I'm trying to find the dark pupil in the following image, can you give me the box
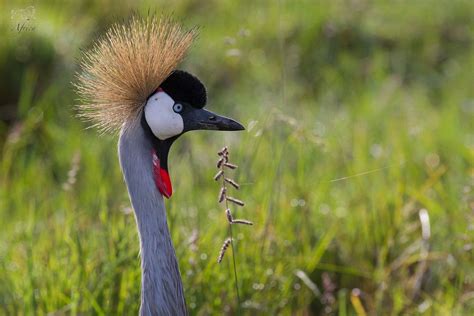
[174,104,182,112]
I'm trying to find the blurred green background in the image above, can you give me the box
[1,0,473,315]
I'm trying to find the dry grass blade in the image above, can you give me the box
[350,288,367,316]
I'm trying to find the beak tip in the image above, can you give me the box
[193,108,246,132]
[236,122,245,131]
[222,118,245,131]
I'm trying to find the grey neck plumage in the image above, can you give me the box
[118,121,187,316]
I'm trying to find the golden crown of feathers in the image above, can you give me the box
[75,15,196,133]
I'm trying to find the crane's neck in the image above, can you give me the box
[118,121,186,315]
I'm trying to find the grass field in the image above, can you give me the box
[1,0,473,315]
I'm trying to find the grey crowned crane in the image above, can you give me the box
[75,16,244,315]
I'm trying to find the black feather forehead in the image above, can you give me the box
[159,70,207,108]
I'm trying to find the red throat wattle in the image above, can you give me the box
[152,149,172,198]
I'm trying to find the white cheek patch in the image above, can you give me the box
[144,91,184,140]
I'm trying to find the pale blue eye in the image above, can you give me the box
[173,103,183,113]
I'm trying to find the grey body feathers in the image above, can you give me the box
[118,121,187,315]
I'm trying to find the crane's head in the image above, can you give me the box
[144,70,244,141]
[142,70,244,198]
[75,16,244,198]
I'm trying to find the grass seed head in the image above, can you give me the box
[217,147,228,156]
[226,196,245,207]
[225,178,240,189]
[217,238,232,263]
[232,219,253,225]
[214,170,224,181]
[223,162,237,169]
[218,187,227,203]
[217,158,225,168]
[226,208,233,222]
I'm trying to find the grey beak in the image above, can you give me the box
[183,108,245,132]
